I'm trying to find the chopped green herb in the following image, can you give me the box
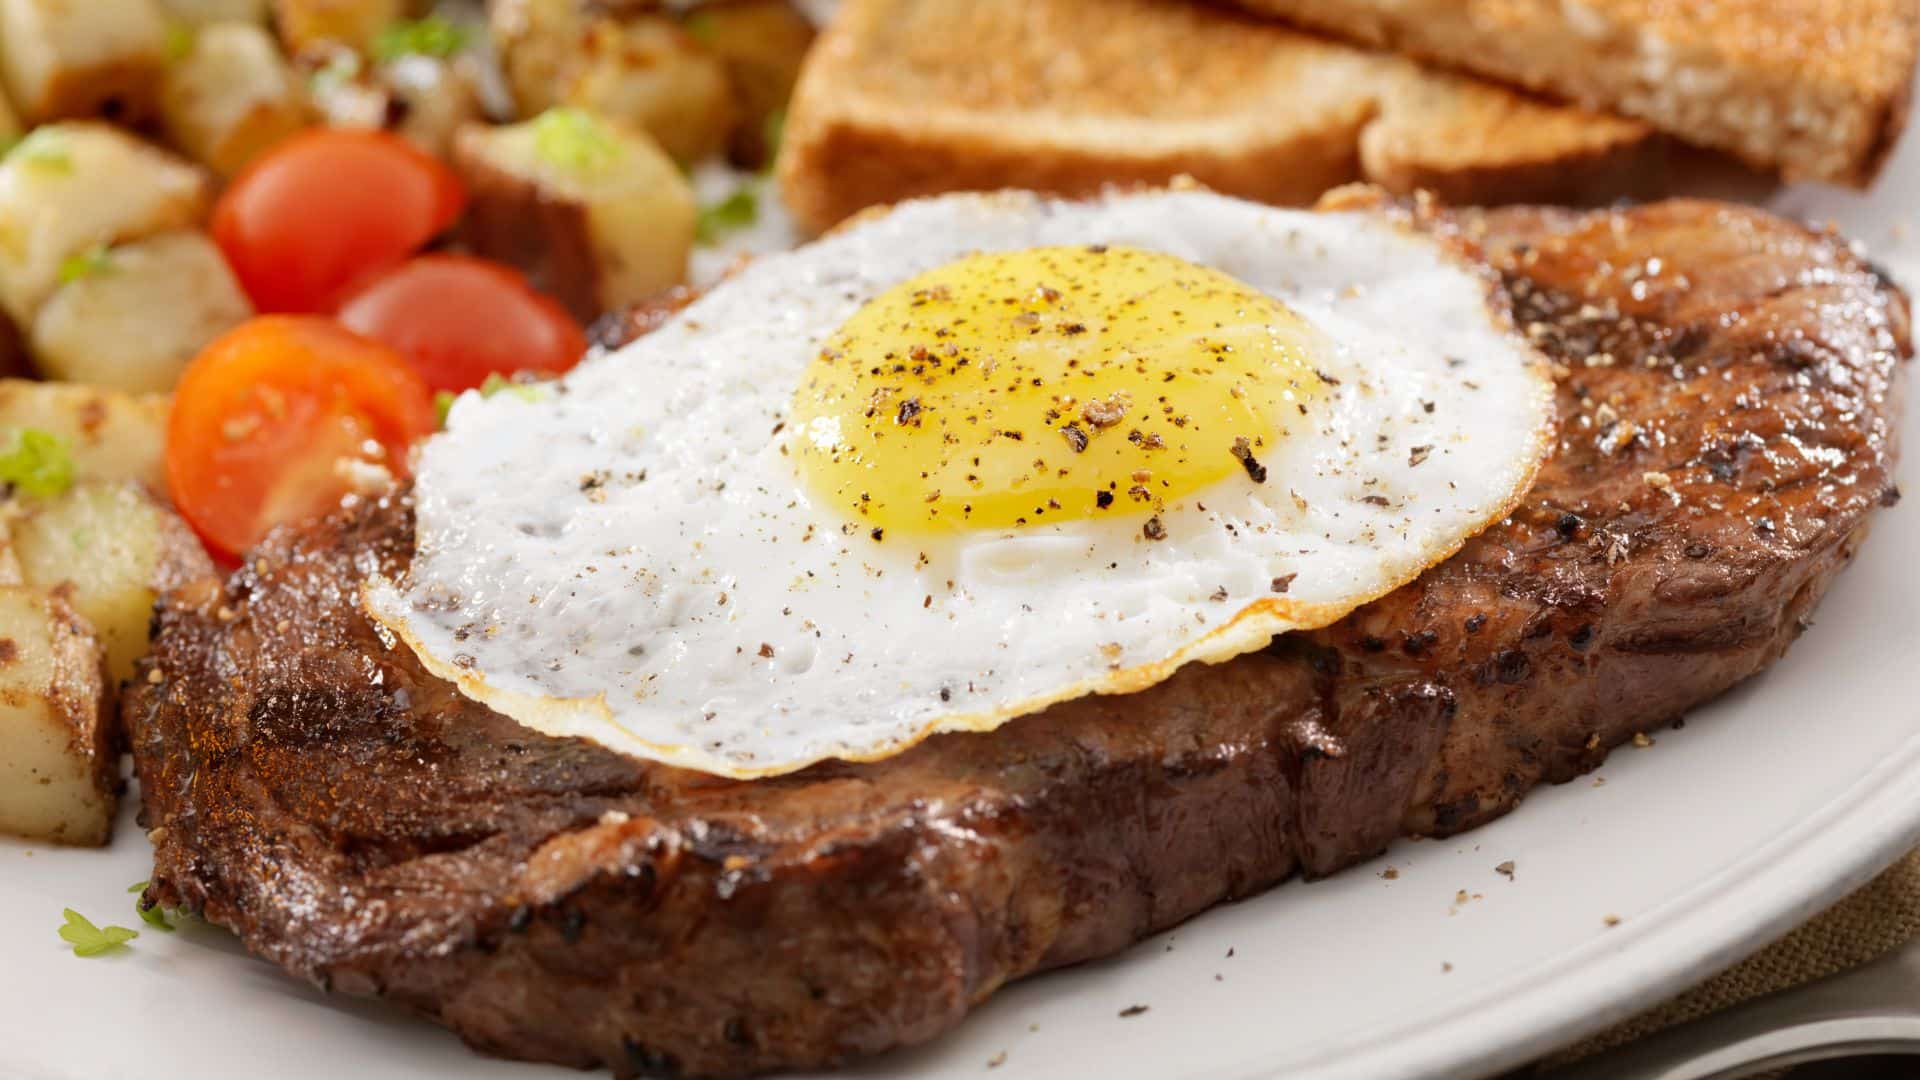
[685,10,717,42]
[164,22,196,62]
[373,15,471,63]
[8,129,71,174]
[479,373,546,402]
[308,50,362,96]
[58,908,138,958]
[697,187,759,244]
[532,108,620,173]
[434,390,456,428]
[136,901,174,932]
[128,881,148,894]
[0,428,74,498]
[761,107,787,167]
[58,245,113,285]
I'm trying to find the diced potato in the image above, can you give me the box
[384,54,484,158]
[13,481,207,686]
[455,112,696,321]
[273,0,407,54]
[492,1,735,164]
[155,0,270,25]
[306,44,482,159]
[0,123,211,326]
[687,0,814,166]
[0,584,112,846]
[159,21,307,177]
[31,231,252,393]
[488,0,575,116]
[0,0,169,125]
[564,18,735,164]
[0,380,169,492]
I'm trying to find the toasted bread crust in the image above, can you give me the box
[1229,0,1920,185]
[778,0,1660,233]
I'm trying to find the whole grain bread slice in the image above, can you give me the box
[777,0,1660,234]
[1224,0,1920,186]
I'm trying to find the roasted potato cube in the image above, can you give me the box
[159,22,307,177]
[306,43,483,159]
[273,0,407,54]
[155,0,270,24]
[455,112,695,321]
[0,584,112,846]
[492,1,735,164]
[565,17,735,164]
[488,0,575,117]
[384,55,484,158]
[31,231,252,393]
[0,0,169,125]
[0,123,211,326]
[13,481,207,686]
[687,0,814,166]
[0,380,170,492]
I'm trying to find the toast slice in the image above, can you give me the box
[1225,0,1920,186]
[777,0,1661,233]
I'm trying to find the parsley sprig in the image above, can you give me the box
[58,244,113,285]
[58,908,138,957]
[696,187,758,244]
[0,427,74,498]
[129,881,175,932]
[532,108,620,173]
[373,15,471,63]
[7,129,71,174]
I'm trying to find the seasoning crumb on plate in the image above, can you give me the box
[1119,1004,1150,1018]
[1495,860,1516,880]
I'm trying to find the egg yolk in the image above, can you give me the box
[791,245,1322,533]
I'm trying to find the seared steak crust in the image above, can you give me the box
[127,200,1909,1077]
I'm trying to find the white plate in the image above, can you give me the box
[5,107,1920,1080]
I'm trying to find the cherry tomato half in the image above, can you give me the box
[337,255,587,392]
[212,130,465,314]
[167,316,437,559]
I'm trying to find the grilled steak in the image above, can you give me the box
[127,198,1909,1078]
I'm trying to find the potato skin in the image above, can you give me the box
[0,0,168,125]
[0,583,113,846]
[453,118,696,322]
[454,141,603,322]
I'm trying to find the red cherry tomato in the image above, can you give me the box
[166,316,438,559]
[336,255,587,392]
[212,130,465,314]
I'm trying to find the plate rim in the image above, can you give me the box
[1216,710,1920,1079]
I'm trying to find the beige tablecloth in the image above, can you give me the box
[1539,849,1920,1072]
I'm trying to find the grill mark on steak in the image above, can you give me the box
[126,198,1909,1078]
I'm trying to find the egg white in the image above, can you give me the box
[365,189,1554,778]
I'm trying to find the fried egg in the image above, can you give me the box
[365,189,1553,778]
